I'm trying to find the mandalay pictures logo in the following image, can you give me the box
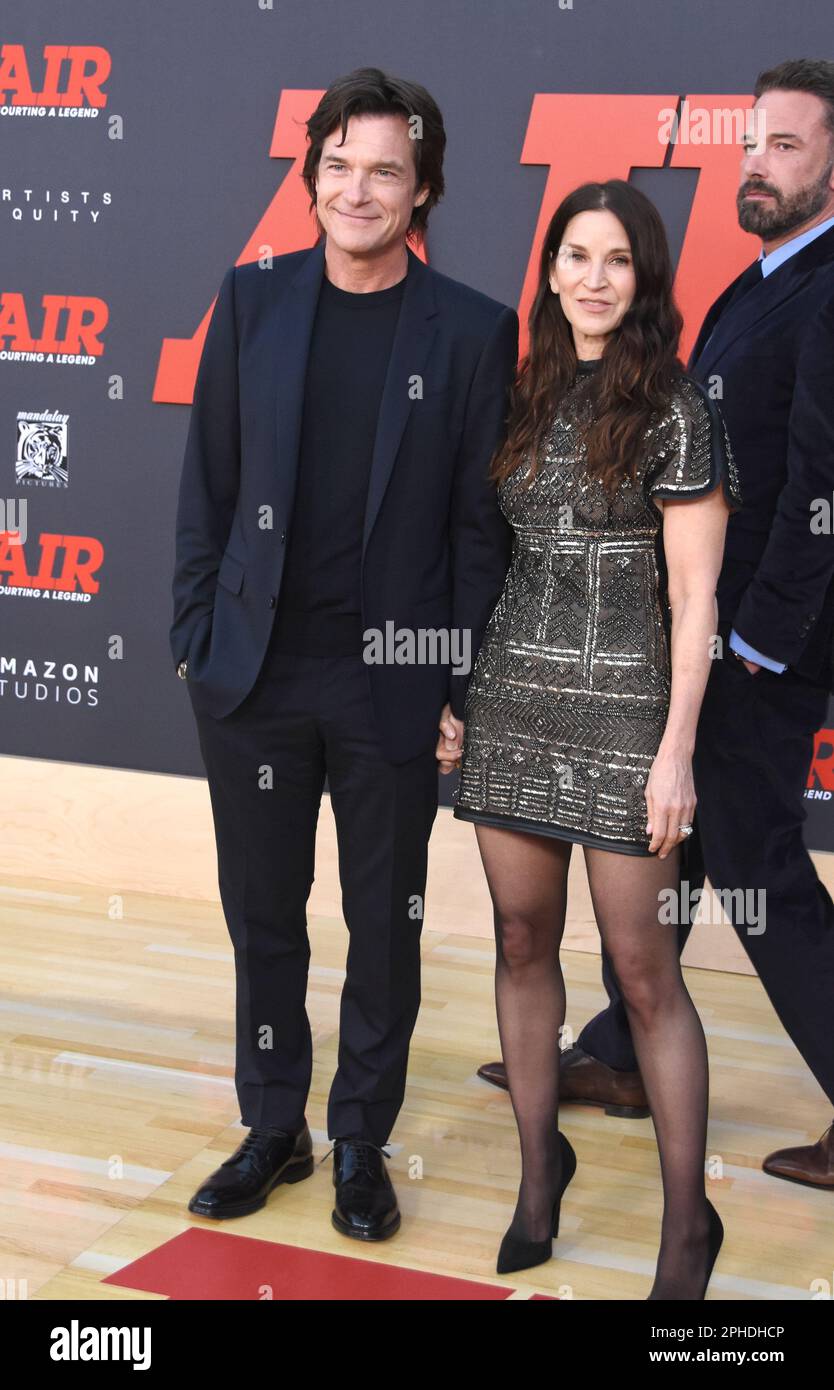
[16,410,68,486]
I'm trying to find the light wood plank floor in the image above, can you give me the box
[1,865,831,1302]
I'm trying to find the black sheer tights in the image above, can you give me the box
[474,823,712,1299]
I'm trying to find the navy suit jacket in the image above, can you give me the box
[688,224,834,689]
[170,242,518,762]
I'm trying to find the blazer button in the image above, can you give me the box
[267,595,276,608]
[280,530,286,543]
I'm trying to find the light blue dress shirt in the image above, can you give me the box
[728,213,834,672]
[756,212,834,277]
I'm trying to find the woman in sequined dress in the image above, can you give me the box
[439,182,741,1297]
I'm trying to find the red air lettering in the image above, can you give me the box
[0,44,110,107]
[808,730,834,793]
[0,533,104,593]
[0,293,108,356]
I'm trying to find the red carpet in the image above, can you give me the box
[103,1228,554,1300]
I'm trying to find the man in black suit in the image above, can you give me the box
[479,58,834,1191]
[171,68,518,1236]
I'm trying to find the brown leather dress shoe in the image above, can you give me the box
[477,1044,651,1118]
[762,1121,834,1190]
[476,1059,511,1090]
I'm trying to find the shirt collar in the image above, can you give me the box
[757,212,834,276]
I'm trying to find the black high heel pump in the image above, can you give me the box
[496,1130,577,1275]
[699,1198,724,1299]
[647,1197,724,1300]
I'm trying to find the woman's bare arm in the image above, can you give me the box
[645,485,731,857]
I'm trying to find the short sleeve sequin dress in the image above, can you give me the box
[452,359,742,856]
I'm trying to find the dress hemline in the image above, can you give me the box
[452,804,654,857]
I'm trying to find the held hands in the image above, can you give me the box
[644,745,696,858]
[436,702,464,774]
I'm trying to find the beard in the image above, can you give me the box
[737,161,834,239]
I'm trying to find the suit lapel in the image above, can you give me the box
[362,246,438,552]
[274,241,326,530]
[692,258,802,376]
[274,241,438,559]
[686,276,744,371]
[691,223,834,377]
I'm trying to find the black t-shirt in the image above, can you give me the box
[269,267,407,656]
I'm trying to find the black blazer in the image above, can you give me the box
[170,242,518,762]
[688,224,834,689]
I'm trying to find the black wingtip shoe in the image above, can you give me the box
[188,1122,314,1220]
[331,1138,401,1241]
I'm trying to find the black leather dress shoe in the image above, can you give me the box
[331,1138,401,1241]
[188,1122,314,1219]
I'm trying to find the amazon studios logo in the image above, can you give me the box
[0,653,99,706]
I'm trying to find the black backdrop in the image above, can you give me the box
[2,0,833,848]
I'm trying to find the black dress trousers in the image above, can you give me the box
[578,646,834,1108]
[690,652,834,1106]
[189,644,439,1145]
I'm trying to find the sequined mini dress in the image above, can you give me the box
[453,359,742,855]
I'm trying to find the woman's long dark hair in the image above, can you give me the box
[490,180,684,493]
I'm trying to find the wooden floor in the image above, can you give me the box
[2,861,832,1302]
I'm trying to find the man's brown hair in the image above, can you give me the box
[302,66,446,242]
